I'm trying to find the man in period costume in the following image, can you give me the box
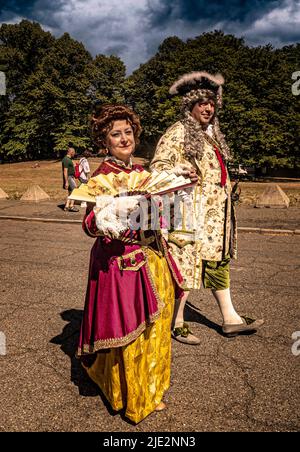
[151,72,264,344]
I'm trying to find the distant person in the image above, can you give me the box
[62,147,79,212]
[78,150,91,183]
[78,150,91,208]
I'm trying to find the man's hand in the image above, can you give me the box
[172,164,198,183]
[64,183,69,190]
[188,169,198,183]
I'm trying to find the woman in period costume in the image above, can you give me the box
[77,105,184,424]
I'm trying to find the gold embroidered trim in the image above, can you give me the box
[116,249,147,271]
[148,310,161,326]
[161,239,186,290]
[77,312,160,356]
[170,230,196,235]
[118,231,157,246]
[192,241,202,290]
[203,134,229,183]
[203,133,221,150]
[122,237,156,246]
[168,236,194,249]
[119,260,145,271]
[139,231,157,246]
[104,160,132,171]
[118,248,144,260]
[143,249,165,312]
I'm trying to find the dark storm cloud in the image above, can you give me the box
[0,0,64,27]
[105,44,128,55]
[146,0,300,59]
[0,1,37,15]
[0,0,150,73]
[148,0,282,26]
[0,0,299,73]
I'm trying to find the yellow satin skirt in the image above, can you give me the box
[82,248,175,424]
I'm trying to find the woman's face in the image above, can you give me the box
[106,120,135,163]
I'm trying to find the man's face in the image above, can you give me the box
[68,148,75,158]
[191,100,215,127]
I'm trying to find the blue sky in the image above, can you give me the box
[1,0,300,73]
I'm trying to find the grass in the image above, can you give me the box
[238,181,300,206]
[0,159,300,205]
[0,158,148,201]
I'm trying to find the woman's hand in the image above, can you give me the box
[93,195,140,239]
[115,196,140,217]
[94,195,140,217]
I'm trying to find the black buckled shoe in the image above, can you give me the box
[222,316,265,337]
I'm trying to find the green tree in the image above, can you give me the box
[87,54,126,104]
[1,23,299,170]
[0,22,126,160]
[126,31,300,169]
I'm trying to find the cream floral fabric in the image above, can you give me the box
[151,121,237,290]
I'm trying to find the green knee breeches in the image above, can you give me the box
[202,254,231,290]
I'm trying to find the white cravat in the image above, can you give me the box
[206,124,214,137]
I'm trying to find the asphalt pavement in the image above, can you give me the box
[0,200,300,232]
[0,203,299,432]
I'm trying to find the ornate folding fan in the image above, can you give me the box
[68,169,195,203]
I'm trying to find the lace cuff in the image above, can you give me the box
[94,198,128,239]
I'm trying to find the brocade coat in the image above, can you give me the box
[150,121,237,290]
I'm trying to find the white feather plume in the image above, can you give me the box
[169,71,225,95]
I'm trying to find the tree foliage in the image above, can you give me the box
[0,22,299,169]
[126,31,300,168]
[0,20,126,160]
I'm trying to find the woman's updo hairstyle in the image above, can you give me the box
[91,104,142,150]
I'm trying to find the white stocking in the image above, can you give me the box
[212,288,243,325]
[172,291,189,328]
